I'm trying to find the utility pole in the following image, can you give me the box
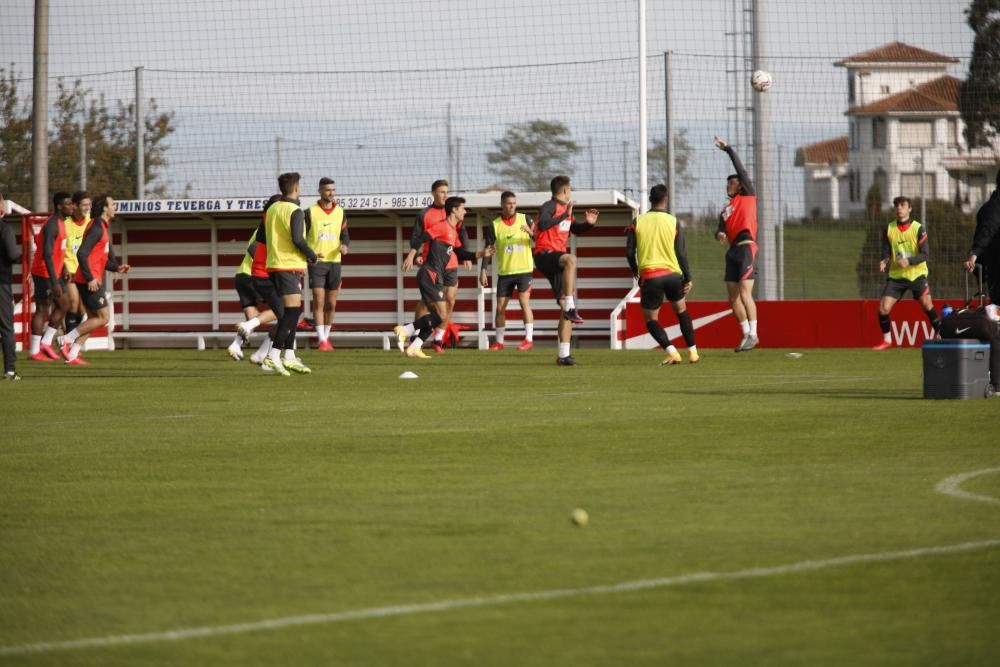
[79,125,87,190]
[135,66,145,199]
[31,0,50,211]
[664,50,675,213]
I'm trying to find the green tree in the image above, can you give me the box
[487,120,579,192]
[0,66,33,203]
[646,128,694,198]
[0,66,177,206]
[959,0,1000,147]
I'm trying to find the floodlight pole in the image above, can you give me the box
[638,0,648,211]
[135,66,145,199]
[664,50,675,214]
[31,0,50,212]
[751,0,776,300]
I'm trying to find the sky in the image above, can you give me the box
[0,0,977,214]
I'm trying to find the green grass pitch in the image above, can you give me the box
[1,347,998,665]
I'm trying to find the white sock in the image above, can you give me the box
[749,320,758,336]
[496,327,505,344]
[433,328,445,342]
[883,332,892,343]
[64,328,81,344]
[740,320,750,336]
[230,335,242,349]
[564,296,576,311]
[68,342,82,361]
[42,326,57,345]
[244,317,260,333]
[525,323,534,342]
[689,345,698,355]
[403,323,416,336]
[256,336,271,355]
[409,337,424,351]
[318,324,329,341]
[558,342,571,358]
[30,335,41,354]
[284,348,296,361]
[268,348,281,361]
[666,344,678,355]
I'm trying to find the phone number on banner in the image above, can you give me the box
[336,196,433,210]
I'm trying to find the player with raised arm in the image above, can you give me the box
[872,196,941,350]
[306,177,349,351]
[262,173,317,376]
[28,192,74,361]
[627,184,699,365]
[395,197,494,358]
[714,136,759,352]
[60,194,130,365]
[534,175,598,366]
[480,191,535,351]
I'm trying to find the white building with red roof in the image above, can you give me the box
[796,41,998,219]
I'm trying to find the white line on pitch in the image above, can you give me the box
[2,538,999,657]
[935,467,1000,507]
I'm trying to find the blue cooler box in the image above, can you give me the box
[922,340,993,400]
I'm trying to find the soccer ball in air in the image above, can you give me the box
[751,70,773,92]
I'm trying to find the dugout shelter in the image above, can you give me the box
[15,191,639,351]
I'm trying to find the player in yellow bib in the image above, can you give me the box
[480,191,535,351]
[61,191,92,335]
[306,177,349,351]
[626,185,698,365]
[873,195,941,350]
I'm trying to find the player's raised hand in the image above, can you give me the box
[714,135,728,150]
[584,208,599,225]
[567,200,575,219]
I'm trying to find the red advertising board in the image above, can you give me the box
[622,299,968,349]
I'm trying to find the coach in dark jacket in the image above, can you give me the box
[1,192,24,380]
[965,171,1000,305]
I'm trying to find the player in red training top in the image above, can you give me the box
[534,175,599,366]
[60,194,131,365]
[395,197,494,358]
[714,136,759,352]
[27,192,74,361]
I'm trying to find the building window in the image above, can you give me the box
[900,173,937,201]
[947,119,958,147]
[968,173,986,208]
[900,120,933,147]
[849,120,857,150]
[873,168,887,204]
[872,117,887,148]
[849,170,861,203]
[880,85,891,94]
[848,76,856,105]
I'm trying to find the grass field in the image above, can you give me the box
[2,347,998,666]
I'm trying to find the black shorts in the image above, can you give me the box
[252,276,283,315]
[31,274,63,302]
[881,276,930,301]
[639,274,685,310]
[442,268,459,288]
[76,281,109,312]
[270,271,304,297]
[724,242,758,282]
[417,266,446,306]
[235,273,262,309]
[309,262,342,291]
[534,251,566,305]
[496,272,533,298]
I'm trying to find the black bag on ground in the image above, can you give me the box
[939,265,1000,341]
